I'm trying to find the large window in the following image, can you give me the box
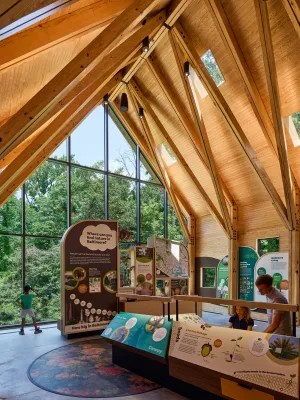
[0,104,184,326]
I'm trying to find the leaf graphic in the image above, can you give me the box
[231,339,236,341]
[237,337,243,340]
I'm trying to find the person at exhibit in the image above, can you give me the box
[16,285,42,335]
[255,274,292,336]
[228,306,254,330]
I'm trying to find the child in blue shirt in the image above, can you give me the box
[229,306,254,331]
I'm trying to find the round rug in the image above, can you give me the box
[28,338,160,398]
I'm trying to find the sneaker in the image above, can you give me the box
[34,328,42,334]
[19,329,25,335]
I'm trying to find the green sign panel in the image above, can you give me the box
[238,247,258,301]
[102,312,173,358]
[217,255,229,299]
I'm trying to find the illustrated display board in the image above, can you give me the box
[148,237,189,296]
[169,322,299,399]
[119,249,135,290]
[216,255,229,299]
[255,252,289,302]
[61,220,118,335]
[135,247,154,295]
[102,312,173,358]
[238,246,258,301]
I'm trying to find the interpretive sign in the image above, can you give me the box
[135,247,154,295]
[254,252,289,302]
[238,246,258,301]
[217,255,229,299]
[61,220,118,335]
[102,312,173,358]
[169,322,299,398]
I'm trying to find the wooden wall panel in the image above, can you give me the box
[196,214,228,259]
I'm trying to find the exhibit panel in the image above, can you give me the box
[102,312,173,359]
[61,220,118,335]
[169,321,299,399]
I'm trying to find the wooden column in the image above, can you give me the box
[229,204,238,302]
[188,214,196,296]
[289,186,300,324]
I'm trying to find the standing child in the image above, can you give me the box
[228,306,254,331]
[17,285,42,335]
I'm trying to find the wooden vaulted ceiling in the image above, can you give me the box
[0,0,299,239]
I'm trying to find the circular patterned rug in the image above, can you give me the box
[28,338,160,398]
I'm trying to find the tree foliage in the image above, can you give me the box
[0,151,183,325]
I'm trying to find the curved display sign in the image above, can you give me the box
[254,252,289,302]
[61,220,118,335]
[238,246,258,301]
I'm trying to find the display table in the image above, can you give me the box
[102,312,299,400]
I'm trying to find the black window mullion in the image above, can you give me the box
[104,103,109,219]
[22,184,26,289]
[136,146,141,244]
[164,189,168,239]
[67,136,71,227]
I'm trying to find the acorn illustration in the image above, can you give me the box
[201,343,212,357]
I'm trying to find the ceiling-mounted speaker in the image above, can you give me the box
[142,36,150,53]
[103,93,109,105]
[120,93,128,112]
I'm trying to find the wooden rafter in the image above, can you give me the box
[0,73,122,206]
[146,56,234,206]
[255,0,296,230]
[129,79,228,236]
[127,84,191,241]
[169,30,232,237]
[173,22,291,230]
[0,0,81,31]
[0,10,165,162]
[110,0,193,101]
[0,0,161,159]
[112,96,195,219]
[205,0,277,155]
[206,0,300,194]
[281,0,300,38]
[0,0,134,70]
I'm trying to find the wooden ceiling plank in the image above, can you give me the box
[281,0,300,38]
[173,22,291,230]
[0,10,165,162]
[205,0,277,155]
[0,0,161,158]
[0,0,81,31]
[0,0,134,70]
[110,0,193,101]
[255,0,296,230]
[169,29,232,237]
[0,73,122,205]
[128,83,191,241]
[129,79,228,237]
[206,0,300,193]
[146,52,235,207]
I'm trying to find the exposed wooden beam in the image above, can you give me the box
[110,0,193,100]
[0,74,121,205]
[112,98,152,162]
[0,10,165,161]
[229,204,238,301]
[0,0,134,70]
[206,0,300,193]
[146,56,234,206]
[281,0,300,38]
[0,0,161,159]
[128,84,191,241]
[0,0,81,32]
[255,0,296,230]
[169,30,233,237]
[129,79,228,237]
[173,22,291,230]
[112,96,195,219]
[205,0,277,155]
